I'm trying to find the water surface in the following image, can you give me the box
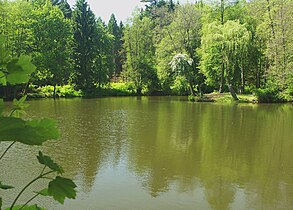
[1,97,293,210]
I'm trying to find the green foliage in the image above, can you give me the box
[93,18,115,87]
[156,4,203,95]
[1,0,292,100]
[110,82,136,95]
[108,14,124,75]
[123,13,157,95]
[170,54,196,95]
[171,75,189,95]
[0,34,36,86]
[0,33,76,209]
[6,56,36,85]
[29,85,83,98]
[10,96,29,117]
[72,0,98,91]
[254,88,285,103]
[30,1,73,87]
[0,117,59,145]
[48,176,77,204]
[37,151,64,174]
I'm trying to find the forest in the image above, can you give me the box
[0,0,292,102]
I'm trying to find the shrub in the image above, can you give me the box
[254,88,285,103]
[57,85,83,97]
[29,85,83,98]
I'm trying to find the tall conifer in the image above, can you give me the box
[72,0,97,91]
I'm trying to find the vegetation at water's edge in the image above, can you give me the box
[0,32,77,210]
[0,0,292,103]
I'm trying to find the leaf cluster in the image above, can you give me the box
[0,34,76,210]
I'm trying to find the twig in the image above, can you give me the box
[10,170,55,210]
[0,141,16,161]
[19,193,40,210]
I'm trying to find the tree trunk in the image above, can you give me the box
[240,63,245,94]
[227,84,239,101]
[189,81,196,96]
[226,62,239,101]
[136,87,142,96]
[219,60,225,93]
[53,85,56,99]
[221,0,224,25]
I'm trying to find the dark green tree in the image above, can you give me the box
[56,0,72,19]
[72,0,97,91]
[167,0,175,12]
[108,14,123,80]
[93,18,114,88]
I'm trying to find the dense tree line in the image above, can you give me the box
[0,0,292,100]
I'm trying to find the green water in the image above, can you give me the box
[1,97,293,210]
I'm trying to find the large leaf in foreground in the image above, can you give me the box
[0,117,59,145]
[6,55,36,85]
[48,176,77,204]
[37,151,63,174]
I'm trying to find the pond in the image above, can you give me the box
[1,97,293,210]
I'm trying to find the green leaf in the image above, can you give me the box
[0,181,14,190]
[37,152,63,174]
[36,188,49,196]
[0,197,2,209]
[6,55,36,85]
[48,176,77,204]
[26,118,59,142]
[0,71,6,85]
[0,117,59,145]
[10,96,29,117]
[5,204,46,210]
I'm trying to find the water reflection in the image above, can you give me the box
[1,98,293,209]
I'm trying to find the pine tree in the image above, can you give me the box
[91,18,114,87]
[72,0,97,91]
[57,0,72,19]
[168,0,175,12]
[108,14,123,80]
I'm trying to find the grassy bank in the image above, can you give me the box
[188,93,257,103]
[28,83,136,98]
[189,91,292,104]
[28,83,292,104]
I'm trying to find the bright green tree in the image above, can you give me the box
[201,20,250,100]
[257,0,293,91]
[156,3,202,95]
[29,0,73,97]
[123,13,157,95]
